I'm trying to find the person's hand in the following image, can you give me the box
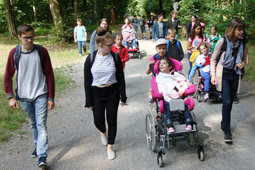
[245,57,249,66]
[74,39,77,43]
[192,45,195,48]
[47,101,55,110]
[211,75,217,85]
[179,90,184,97]
[152,39,155,42]
[86,106,94,111]
[84,38,87,42]
[120,102,125,107]
[9,98,18,109]
[236,62,244,69]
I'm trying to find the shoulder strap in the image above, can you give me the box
[35,44,45,75]
[176,40,180,52]
[217,37,227,64]
[167,40,169,53]
[14,45,21,70]
[118,46,123,55]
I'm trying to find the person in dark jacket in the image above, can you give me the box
[166,10,181,40]
[166,28,184,61]
[84,27,127,160]
[147,15,155,39]
[187,15,198,37]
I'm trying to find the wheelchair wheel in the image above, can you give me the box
[197,92,203,102]
[198,147,205,161]
[157,155,163,167]
[145,114,157,152]
[191,69,200,98]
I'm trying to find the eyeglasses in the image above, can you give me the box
[21,36,35,41]
[102,43,113,47]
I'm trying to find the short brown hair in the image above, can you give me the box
[168,28,176,35]
[115,33,123,40]
[95,26,113,45]
[225,18,245,41]
[77,18,82,22]
[171,10,177,15]
[17,24,34,35]
[160,56,174,71]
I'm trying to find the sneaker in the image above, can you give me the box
[224,132,232,143]
[107,150,116,160]
[204,93,209,100]
[144,37,147,40]
[38,157,48,168]
[185,125,193,131]
[218,92,222,98]
[79,54,82,57]
[233,96,238,104]
[167,127,175,134]
[133,46,136,49]
[101,135,108,146]
[32,147,37,158]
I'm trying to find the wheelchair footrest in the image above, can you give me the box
[172,124,197,134]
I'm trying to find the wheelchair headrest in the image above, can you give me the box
[154,57,183,74]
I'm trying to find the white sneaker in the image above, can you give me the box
[101,135,108,146]
[108,150,116,160]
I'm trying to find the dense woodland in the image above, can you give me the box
[1,0,255,42]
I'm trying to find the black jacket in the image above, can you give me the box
[167,41,184,61]
[84,50,127,107]
[166,18,180,32]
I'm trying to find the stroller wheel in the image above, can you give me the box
[157,154,163,167]
[197,92,203,102]
[198,149,205,161]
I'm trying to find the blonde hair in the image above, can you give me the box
[95,27,113,45]
[168,28,176,35]
[198,42,210,52]
[171,10,177,15]
[225,18,245,41]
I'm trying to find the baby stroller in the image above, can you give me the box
[122,29,141,59]
[146,58,205,167]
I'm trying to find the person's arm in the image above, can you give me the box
[187,39,193,50]
[85,31,87,42]
[146,60,155,74]
[179,42,184,60]
[245,47,249,66]
[74,27,77,42]
[164,22,168,36]
[43,48,55,110]
[89,30,97,54]
[122,48,129,63]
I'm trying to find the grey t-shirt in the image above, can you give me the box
[158,22,164,37]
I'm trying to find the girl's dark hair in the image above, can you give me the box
[189,23,203,40]
[96,26,113,45]
[18,24,34,35]
[101,18,110,31]
[211,25,217,31]
[192,15,198,19]
[160,56,174,71]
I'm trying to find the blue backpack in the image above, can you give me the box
[167,40,180,53]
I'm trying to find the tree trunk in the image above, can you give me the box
[159,0,162,14]
[48,0,62,27]
[74,0,78,14]
[4,0,17,38]
[83,0,87,11]
[33,1,37,22]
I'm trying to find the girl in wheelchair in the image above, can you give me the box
[188,42,211,99]
[156,56,193,134]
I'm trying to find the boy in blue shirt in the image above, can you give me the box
[74,18,87,56]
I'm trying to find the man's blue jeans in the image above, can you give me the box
[20,94,48,158]
[77,41,86,54]
[221,69,239,133]
[164,101,192,125]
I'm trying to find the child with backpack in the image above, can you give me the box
[74,18,87,56]
[207,26,221,45]
[188,42,211,100]
[4,24,55,168]
[111,34,129,71]
[140,15,147,39]
[131,15,139,32]
[166,28,184,61]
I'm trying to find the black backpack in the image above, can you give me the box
[14,44,45,75]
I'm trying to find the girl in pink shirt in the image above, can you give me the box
[156,56,193,134]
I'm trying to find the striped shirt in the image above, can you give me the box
[91,53,117,86]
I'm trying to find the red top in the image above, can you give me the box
[204,54,211,66]
[111,44,129,68]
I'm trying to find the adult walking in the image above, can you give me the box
[187,15,198,37]
[210,18,247,143]
[166,10,181,40]
[90,18,114,54]
[147,15,154,39]
[84,27,127,160]
[152,14,168,42]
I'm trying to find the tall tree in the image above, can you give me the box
[4,0,17,38]
[74,0,78,13]
[48,0,62,27]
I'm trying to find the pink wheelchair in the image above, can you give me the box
[146,58,205,167]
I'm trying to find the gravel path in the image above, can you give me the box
[1,26,255,170]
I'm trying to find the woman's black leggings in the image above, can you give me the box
[92,83,120,145]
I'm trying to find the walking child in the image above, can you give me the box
[166,28,184,61]
[188,42,211,99]
[140,15,147,39]
[156,56,193,134]
[111,34,129,71]
[74,18,87,56]
[4,24,55,168]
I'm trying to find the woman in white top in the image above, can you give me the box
[84,27,127,160]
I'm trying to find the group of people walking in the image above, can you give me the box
[3,10,249,169]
